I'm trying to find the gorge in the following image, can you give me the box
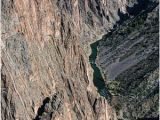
[1,0,159,120]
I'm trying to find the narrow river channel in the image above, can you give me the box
[89,41,111,101]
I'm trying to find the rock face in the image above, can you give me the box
[97,1,159,119]
[1,0,159,120]
[1,0,128,120]
[34,91,63,120]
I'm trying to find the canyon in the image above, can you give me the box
[1,0,159,120]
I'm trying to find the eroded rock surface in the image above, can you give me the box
[1,0,128,120]
[1,0,159,120]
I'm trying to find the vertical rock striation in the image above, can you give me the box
[1,0,158,120]
[1,0,129,120]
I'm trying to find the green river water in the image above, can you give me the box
[89,41,111,100]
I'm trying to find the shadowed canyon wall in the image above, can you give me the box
[97,1,159,119]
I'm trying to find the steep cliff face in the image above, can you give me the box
[1,0,158,120]
[1,0,129,120]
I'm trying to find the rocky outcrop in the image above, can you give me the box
[1,0,159,120]
[34,91,63,120]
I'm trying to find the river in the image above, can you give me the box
[89,40,111,101]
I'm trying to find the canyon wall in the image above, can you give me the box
[1,0,128,120]
[97,1,159,119]
[1,0,159,120]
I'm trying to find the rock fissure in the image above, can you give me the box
[34,92,63,120]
